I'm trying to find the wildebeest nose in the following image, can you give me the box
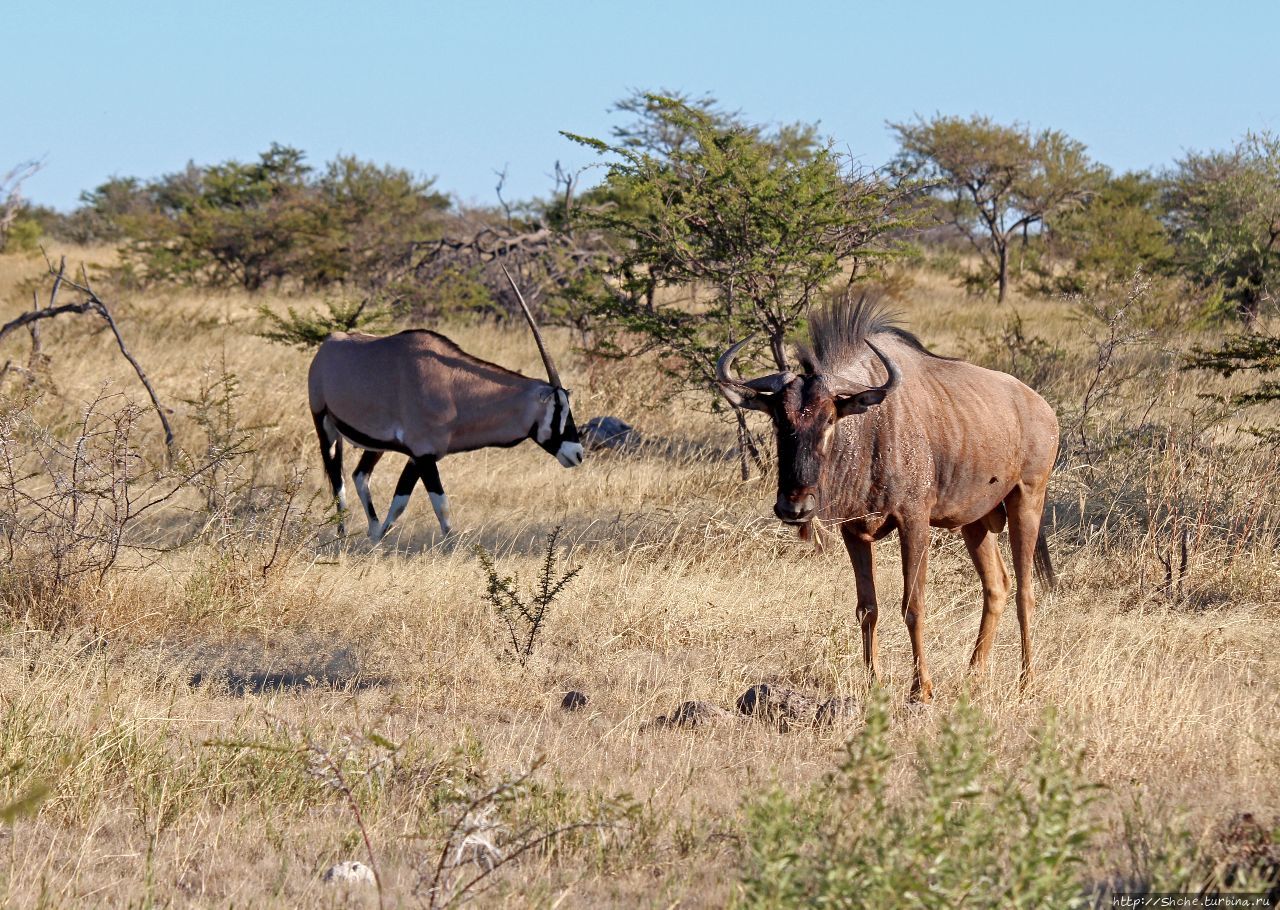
[775,492,816,522]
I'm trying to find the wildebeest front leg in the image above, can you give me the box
[352,450,384,539]
[840,524,880,680]
[898,519,933,702]
[374,460,419,543]
[413,455,452,536]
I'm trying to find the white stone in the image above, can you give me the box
[322,860,375,886]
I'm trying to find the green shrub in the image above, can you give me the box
[2,217,42,253]
[963,310,1068,398]
[97,144,448,292]
[256,297,393,348]
[474,527,580,666]
[737,697,1097,909]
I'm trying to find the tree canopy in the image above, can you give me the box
[1165,131,1280,321]
[891,114,1104,301]
[566,92,913,382]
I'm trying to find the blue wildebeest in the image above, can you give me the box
[717,298,1058,700]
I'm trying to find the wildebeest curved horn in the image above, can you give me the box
[716,337,791,408]
[716,337,755,394]
[501,264,562,389]
[865,340,900,393]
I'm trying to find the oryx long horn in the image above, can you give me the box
[501,264,562,389]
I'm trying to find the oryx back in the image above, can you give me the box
[308,330,539,458]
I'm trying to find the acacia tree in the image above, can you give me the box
[891,114,1103,301]
[565,93,912,378]
[1048,170,1173,291]
[1165,131,1280,322]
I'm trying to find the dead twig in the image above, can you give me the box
[0,255,176,454]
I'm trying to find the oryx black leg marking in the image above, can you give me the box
[375,460,420,542]
[412,454,452,535]
[312,410,347,535]
[352,449,384,537]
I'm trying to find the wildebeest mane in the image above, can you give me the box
[796,293,943,374]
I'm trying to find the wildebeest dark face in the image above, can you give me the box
[757,375,889,524]
[715,338,899,527]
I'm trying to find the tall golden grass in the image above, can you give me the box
[0,246,1276,906]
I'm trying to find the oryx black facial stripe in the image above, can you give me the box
[550,390,565,442]
[556,389,569,435]
[531,388,570,450]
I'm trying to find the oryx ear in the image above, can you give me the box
[834,387,888,418]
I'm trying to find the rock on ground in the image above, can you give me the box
[641,700,735,731]
[581,416,638,450]
[322,860,376,886]
[815,696,860,726]
[737,684,860,731]
[736,684,819,731]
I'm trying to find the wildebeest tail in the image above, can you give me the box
[1034,529,1056,590]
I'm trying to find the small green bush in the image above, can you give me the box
[474,527,580,666]
[737,697,1097,909]
[2,217,42,253]
[963,310,1068,398]
[256,297,392,348]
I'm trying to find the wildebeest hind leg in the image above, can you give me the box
[1005,484,1046,687]
[962,520,1011,673]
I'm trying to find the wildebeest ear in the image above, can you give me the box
[834,388,888,418]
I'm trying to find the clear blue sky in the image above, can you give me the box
[8,0,1278,211]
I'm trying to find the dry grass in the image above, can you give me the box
[1,245,1277,907]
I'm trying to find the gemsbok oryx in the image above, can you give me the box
[717,297,1058,701]
[307,269,584,541]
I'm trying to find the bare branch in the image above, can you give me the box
[0,257,177,454]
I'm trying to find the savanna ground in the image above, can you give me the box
[1,245,1278,907]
